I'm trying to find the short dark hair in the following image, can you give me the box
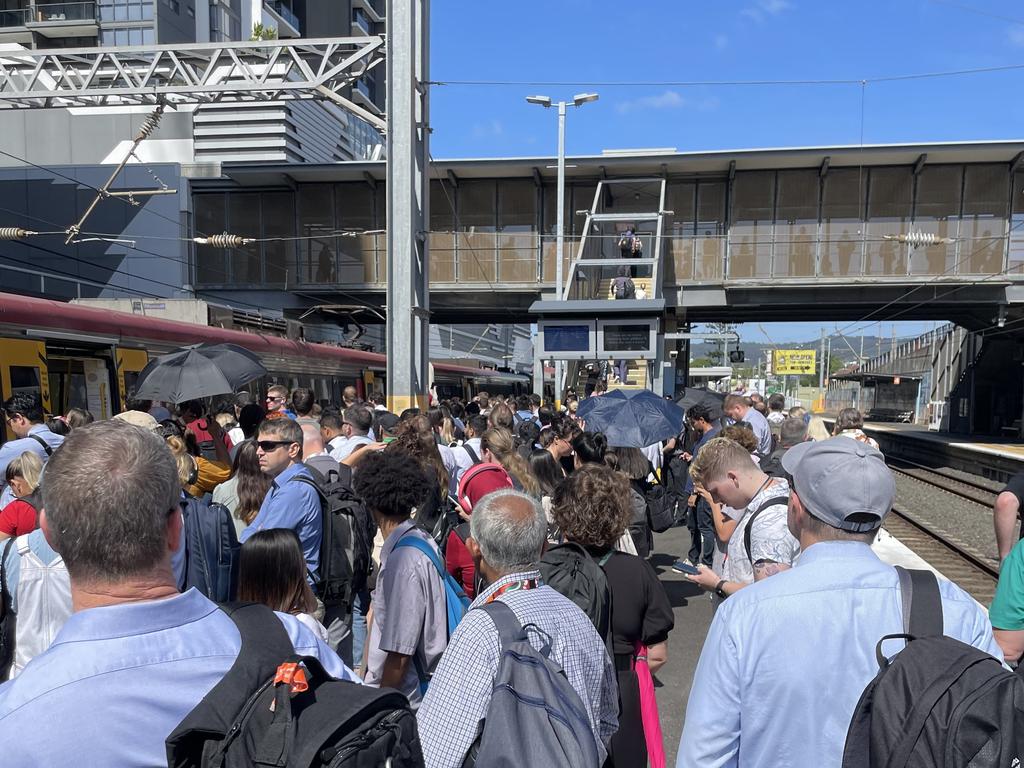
[238,403,265,438]
[537,405,554,427]
[178,400,203,419]
[343,405,373,434]
[466,414,489,436]
[234,391,253,409]
[516,395,531,411]
[2,391,44,424]
[400,407,421,421]
[369,391,386,406]
[836,407,865,432]
[780,417,808,446]
[352,449,432,519]
[291,388,315,417]
[687,403,713,424]
[257,418,303,447]
[768,393,786,411]
[465,401,481,417]
[529,394,542,408]
[320,411,344,432]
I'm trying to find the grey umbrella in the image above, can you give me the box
[675,387,726,421]
[576,389,685,448]
[132,343,267,404]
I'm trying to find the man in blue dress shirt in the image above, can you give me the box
[723,393,773,457]
[240,417,323,579]
[0,392,64,506]
[678,437,1002,768]
[0,419,356,767]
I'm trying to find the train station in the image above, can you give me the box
[0,2,1023,766]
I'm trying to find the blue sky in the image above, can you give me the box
[429,0,1024,345]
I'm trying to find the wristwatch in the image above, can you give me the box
[714,580,728,599]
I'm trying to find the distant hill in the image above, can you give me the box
[690,335,911,366]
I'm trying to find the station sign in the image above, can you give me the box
[539,320,597,360]
[773,349,817,375]
[597,319,658,359]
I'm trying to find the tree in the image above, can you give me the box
[251,22,277,40]
[702,322,738,364]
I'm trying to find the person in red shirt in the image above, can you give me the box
[0,451,43,539]
[444,463,513,599]
[179,400,234,458]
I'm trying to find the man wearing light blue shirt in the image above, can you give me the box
[0,392,63,506]
[723,393,772,456]
[241,418,323,579]
[0,419,356,768]
[678,437,1002,768]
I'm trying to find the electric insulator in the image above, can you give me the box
[195,233,252,248]
[0,227,36,240]
[884,231,954,247]
[137,104,165,140]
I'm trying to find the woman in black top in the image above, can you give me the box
[551,464,674,768]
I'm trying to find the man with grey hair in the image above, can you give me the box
[679,438,1001,767]
[0,419,356,767]
[417,489,618,768]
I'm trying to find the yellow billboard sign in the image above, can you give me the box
[773,349,817,375]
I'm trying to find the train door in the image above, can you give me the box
[116,348,149,411]
[0,338,51,441]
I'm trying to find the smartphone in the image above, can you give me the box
[675,563,700,576]
[383,436,397,444]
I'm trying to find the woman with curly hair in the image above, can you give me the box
[550,463,673,768]
[388,414,449,533]
[480,427,538,497]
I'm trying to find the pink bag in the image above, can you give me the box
[634,643,666,768]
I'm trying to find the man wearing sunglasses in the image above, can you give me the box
[239,418,322,581]
[264,385,295,421]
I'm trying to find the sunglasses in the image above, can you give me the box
[266,396,284,402]
[256,439,294,452]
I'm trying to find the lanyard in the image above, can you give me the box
[486,578,540,603]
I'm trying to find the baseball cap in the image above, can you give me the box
[113,410,160,432]
[457,462,513,514]
[781,437,895,532]
[375,412,400,435]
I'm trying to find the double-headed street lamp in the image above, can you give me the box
[527,92,598,405]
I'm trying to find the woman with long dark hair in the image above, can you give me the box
[213,439,272,537]
[238,528,327,641]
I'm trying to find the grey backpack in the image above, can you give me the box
[462,600,600,768]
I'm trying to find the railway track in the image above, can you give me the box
[887,460,999,508]
[885,505,999,603]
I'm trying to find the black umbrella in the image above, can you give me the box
[132,343,267,404]
[675,387,726,421]
[576,389,685,448]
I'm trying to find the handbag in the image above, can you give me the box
[634,642,666,768]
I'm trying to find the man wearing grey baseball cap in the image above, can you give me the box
[678,437,1002,768]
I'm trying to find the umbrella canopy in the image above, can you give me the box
[576,389,685,448]
[132,343,267,404]
[675,387,726,421]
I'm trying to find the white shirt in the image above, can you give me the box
[330,435,372,462]
[723,478,799,586]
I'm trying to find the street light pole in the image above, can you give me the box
[554,99,566,408]
[527,92,597,408]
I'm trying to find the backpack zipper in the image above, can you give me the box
[327,708,409,766]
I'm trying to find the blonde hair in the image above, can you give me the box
[689,436,759,487]
[807,416,831,441]
[5,450,43,492]
[481,427,539,497]
[165,435,196,487]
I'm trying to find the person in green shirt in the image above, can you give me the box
[990,536,1024,663]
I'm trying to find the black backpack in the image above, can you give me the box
[640,478,675,533]
[180,497,240,603]
[613,276,636,299]
[842,568,1024,768]
[291,465,375,610]
[166,603,424,768]
[759,447,789,479]
[538,542,612,643]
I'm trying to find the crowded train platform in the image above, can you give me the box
[0,364,1020,768]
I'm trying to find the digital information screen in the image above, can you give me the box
[543,324,592,353]
[603,323,654,353]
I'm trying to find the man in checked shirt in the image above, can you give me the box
[417,489,618,767]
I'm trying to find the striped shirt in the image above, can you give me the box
[417,570,619,768]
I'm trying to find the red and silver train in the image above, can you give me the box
[0,291,529,436]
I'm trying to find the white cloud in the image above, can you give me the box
[714,34,729,50]
[1009,27,1024,47]
[616,90,687,114]
[615,91,720,115]
[741,0,793,22]
[470,119,504,139]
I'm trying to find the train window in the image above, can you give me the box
[10,366,41,397]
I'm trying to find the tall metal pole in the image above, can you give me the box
[386,0,430,412]
[554,100,567,407]
[818,328,826,411]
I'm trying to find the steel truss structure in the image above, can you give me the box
[0,36,386,130]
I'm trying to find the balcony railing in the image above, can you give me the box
[266,0,299,32]
[33,1,96,21]
[0,6,30,26]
